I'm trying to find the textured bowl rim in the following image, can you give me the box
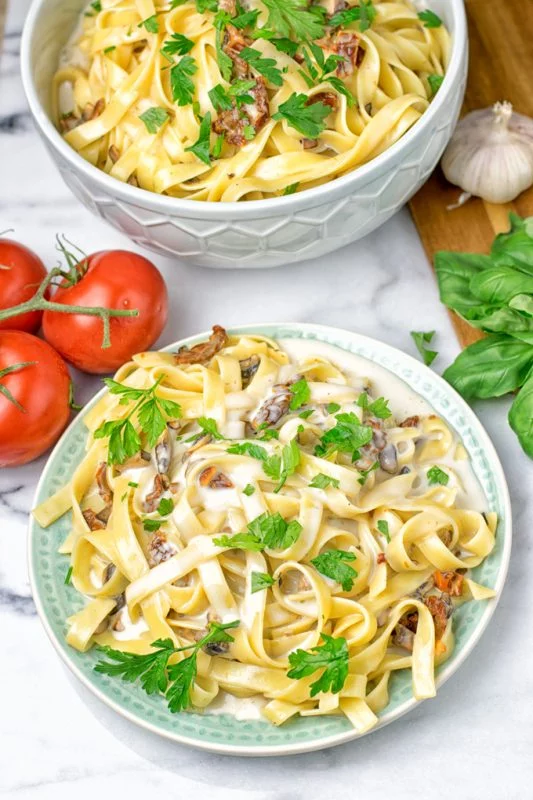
[28,322,512,757]
[21,0,466,220]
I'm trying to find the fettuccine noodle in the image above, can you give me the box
[53,0,450,200]
[33,329,497,730]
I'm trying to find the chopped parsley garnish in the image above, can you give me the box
[212,133,224,158]
[138,14,160,33]
[377,519,390,542]
[214,12,233,81]
[161,32,195,58]
[143,518,163,532]
[209,79,256,112]
[262,439,301,492]
[226,441,268,460]
[232,8,261,28]
[84,1,101,17]
[330,0,376,31]
[427,465,449,486]
[214,511,302,551]
[258,427,280,441]
[411,330,438,366]
[272,93,331,138]
[240,47,283,86]
[311,549,358,591]
[418,9,443,28]
[327,76,357,107]
[289,378,311,411]
[287,633,349,696]
[252,30,299,58]
[326,402,341,414]
[357,460,379,485]
[243,484,256,496]
[139,107,170,134]
[94,377,181,465]
[283,182,300,195]
[64,566,73,585]
[357,393,392,419]
[170,55,197,106]
[157,498,174,516]
[243,124,256,140]
[314,412,373,461]
[128,481,139,488]
[94,621,239,712]
[262,0,326,41]
[185,110,212,165]
[427,73,444,96]
[298,409,314,419]
[196,416,224,439]
[103,46,116,54]
[251,571,275,593]
[196,0,218,10]
[309,473,340,490]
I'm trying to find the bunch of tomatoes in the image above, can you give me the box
[0,237,168,467]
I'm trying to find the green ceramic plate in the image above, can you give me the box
[29,323,512,756]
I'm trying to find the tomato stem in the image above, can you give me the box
[0,361,37,412]
[0,268,139,349]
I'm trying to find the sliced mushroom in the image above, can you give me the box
[154,428,172,476]
[82,508,106,531]
[148,533,177,567]
[115,450,151,473]
[399,415,420,428]
[143,473,169,513]
[199,466,234,489]
[424,593,453,640]
[174,325,227,365]
[391,623,415,652]
[103,563,116,584]
[379,444,398,474]
[251,385,292,430]
[96,462,113,505]
[182,434,212,462]
[239,354,260,388]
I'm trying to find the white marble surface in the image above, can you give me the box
[1,3,533,798]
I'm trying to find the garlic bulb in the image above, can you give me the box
[442,102,533,204]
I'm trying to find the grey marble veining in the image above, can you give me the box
[1,2,532,798]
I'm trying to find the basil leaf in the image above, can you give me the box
[491,214,533,275]
[470,265,533,305]
[470,306,533,339]
[509,369,533,457]
[443,335,533,399]
[434,251,494,317]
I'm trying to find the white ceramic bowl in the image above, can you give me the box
[21,0,467,269]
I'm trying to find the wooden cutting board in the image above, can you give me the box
[409,0,533,348]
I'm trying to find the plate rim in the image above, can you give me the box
[28,322,513,756]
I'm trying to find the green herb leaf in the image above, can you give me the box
[311,549,357,591]
[299,409,314,419]
[143,518,163,532]
[283,182,300,195]
[427,73,444,96]
[418,9,443,27]
[434,251,494,318]
[251,571,275,593]
[84,1,102,17]
[213,531,266,551]
[263,439,301,492]
[161,32,195,57]
[157,498,174,516]
[327,75,357,107]
[509,369,533,457]
[170,55,197,106]
[240,47,283,86]
[411,330,438,366]
[377,519,390,542]
[128,481,139,488]
[330,0,376,30]
[95,638,176,694]
[470,266,533,306]
[227,441,268,460]
[252,30,299,57]
[314,412,373,460]
[262,0,325,40]
[443,335,533,399]
[357,460,379,485]
[232,8,261,28]
[326,402,341,414]
[309,473,340,489]
[258,428,280,440]
[64,566,73,585]
[427,465,449,486]
[289,378,311,411]
[196,416,224,439]
[491,214,533,275]
[138,14,159,33]
[139,106,170,134]
[214,512,302,552]
[357,393,392,419]
[243,484,256,496]
[287,633,349,696]
[272,92,330,138]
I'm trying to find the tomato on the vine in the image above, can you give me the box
[0,239,48,332]
[0,331,72,467]
[42,250,168,373]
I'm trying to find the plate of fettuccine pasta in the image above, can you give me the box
[29,323,511,755]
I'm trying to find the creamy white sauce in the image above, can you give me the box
[206,690,267,721]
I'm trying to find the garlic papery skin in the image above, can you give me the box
[441,102,533,204]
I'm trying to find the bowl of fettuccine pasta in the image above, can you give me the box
[21,0,467,267]
[29,323,511,755]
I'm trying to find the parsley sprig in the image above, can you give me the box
[214,511,302,551]
[139,107,170,134]
[314,412,373,461]
[161,32,194,58]
[262,439,301,492]
[240,47,283,86]
[273,93,331,138]
[427,465,449,486]
[251,571,276,593]
[94,377,181,465]
[170,55,197,106]
[309,473,340,489]
[356,393,392,419]
[185,111,212,165]
[311,549,358,591]
[289,378,311,411]
[94,621,239,712]
[417,9,443,28]
[330,0,376,31]
[262,0,326,41]
[287,633,349,696]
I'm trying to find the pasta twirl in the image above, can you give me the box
[34,329,496,730]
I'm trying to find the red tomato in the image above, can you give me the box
[42,250,168,374]
[0,239,48,333]
[0,331,71,467]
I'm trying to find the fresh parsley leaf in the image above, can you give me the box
[95,638,175,694]
[251,571,275,593]
[166,653,197,711]
[243,124,256,140]
[289,378,311,411]
[213,531,266,551]
[196,416,224,439]
[326,402,341,414]
[240,47,283,86]
[243,484,256,496]
[299,409,314,419]
[357,393,392,419]
[314,412,373,460]
[184,111,212,165]
[170,55,197,106]
[209,84,233,112]
[84,1,102,17]
[287,633,349,696]
[143,518,163,532]
[64,566,73,585]
[212,133,224,158]
[427,465,449,486]
[377,519,390,542]
[227,441,268,460]
[214,512,302,551]
[139,106,170,134]
[196,0,218,9]
[214,14,233,81]
[161,32,194,57]
[311,549,358,591]
[418,9,443,27]
[103,45,116,54]
[263,439,301,492]
[427,73,444,96]
[309,473,340,489]
[330,0,376,31]
[252,30,299,57]
[327,75,357,107]
[157,498,174,516]
[411,330,438,366]
[138,14,159,33]
[258,428,280,440]
[128,481,139,488]
[283,182,300,195]
[272,93,330,138]
[262,0,325,41]
[358,0,377,31]
[232,8,261,28]
[357,460,379,485]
